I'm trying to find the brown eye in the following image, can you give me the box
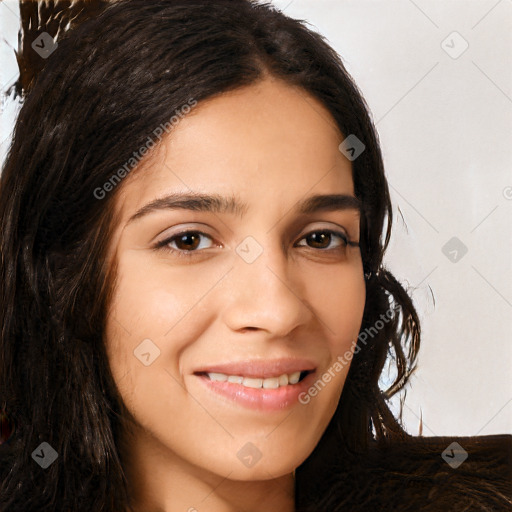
[297,230,349,250]
[173,233,202,251]
[154,230,215,256]
[306,231,333,249]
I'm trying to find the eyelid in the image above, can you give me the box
[296,222,360,246]
[297,222,349,239]
[152,223,219,245]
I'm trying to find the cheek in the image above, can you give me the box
[105,248,225,353]
[104,249,235,417]
[104,251,217,448]
[299,258,366,406]
[304,254,366,350]
[108,256,198,336]
[104,251,196,397]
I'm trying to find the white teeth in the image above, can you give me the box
[262,377,280,389]
[208,372,228,382]
[243,377,263,389]
[288,371,301,384]
[206,371,306,388]
[278,374,289,386]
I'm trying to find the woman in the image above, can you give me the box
[0,1,510,510]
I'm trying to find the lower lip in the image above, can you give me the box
[195,371,316,411]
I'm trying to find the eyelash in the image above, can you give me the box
[153,229,359,259]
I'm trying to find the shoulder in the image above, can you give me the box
[359,434,512,511]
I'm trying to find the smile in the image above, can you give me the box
[193,361,317,411]
[201,370,312,389]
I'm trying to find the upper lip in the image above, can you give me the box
[193,358,317,379]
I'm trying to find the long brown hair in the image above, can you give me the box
[0,1,436,510]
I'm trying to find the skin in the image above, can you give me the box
[105,76,366,512]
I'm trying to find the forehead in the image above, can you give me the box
[115,77,354,218]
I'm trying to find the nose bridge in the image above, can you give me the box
[220,233,311,335]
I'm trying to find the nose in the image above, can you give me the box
[219,237,313,337]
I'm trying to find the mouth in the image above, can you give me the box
[192,359,318,411]
[194,369,314,389]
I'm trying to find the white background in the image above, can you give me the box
[1,0,511,437]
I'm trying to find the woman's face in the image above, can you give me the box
[105,77,366,481]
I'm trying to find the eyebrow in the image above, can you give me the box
[126,191,362,225]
